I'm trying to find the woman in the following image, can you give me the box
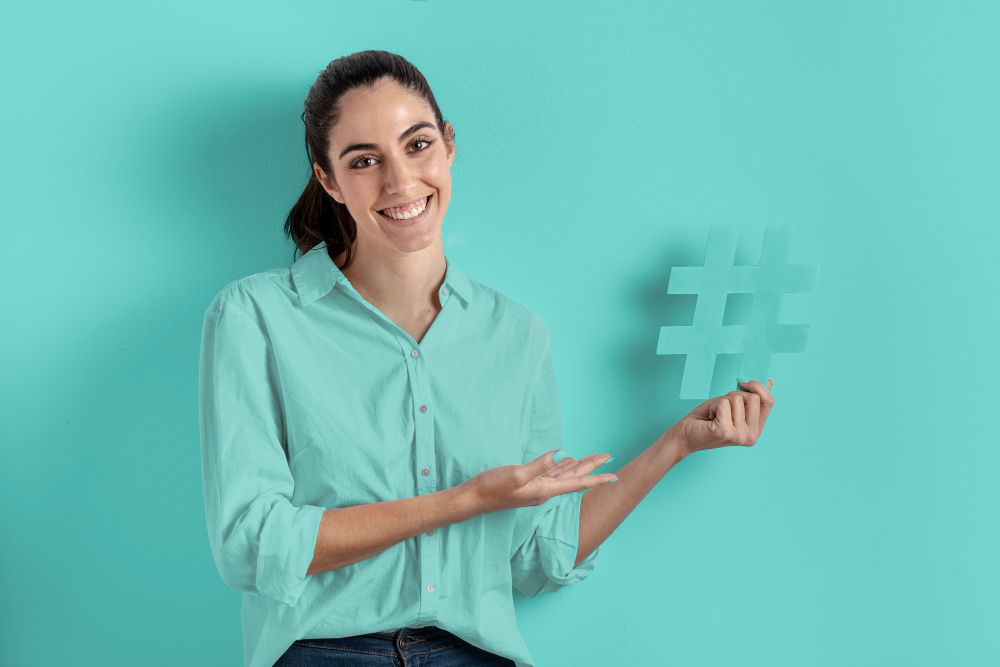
[198,50,776,667]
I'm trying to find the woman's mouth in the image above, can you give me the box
[376,194,432,226]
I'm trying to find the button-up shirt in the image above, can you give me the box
[198,241,600,667]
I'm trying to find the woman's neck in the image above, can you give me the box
[332,241,448,323]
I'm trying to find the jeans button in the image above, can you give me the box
[399,637,410,649]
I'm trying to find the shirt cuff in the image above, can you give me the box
[510,491,600,596]
[254,501,326,607]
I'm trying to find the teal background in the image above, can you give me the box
[2,1,997,665]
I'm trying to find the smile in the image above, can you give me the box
[377,195,432,225]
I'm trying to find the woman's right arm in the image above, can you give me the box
[307,450,616,575]
[307,485,474,575]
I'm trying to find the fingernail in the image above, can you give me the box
[603,456,615,465]
[608,476,620,483]
[552,449,568,462]
[737,377,750,384]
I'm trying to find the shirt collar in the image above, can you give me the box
[291,241,475,309]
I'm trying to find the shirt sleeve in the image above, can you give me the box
[198,282,326,608]
[509,323,600,597]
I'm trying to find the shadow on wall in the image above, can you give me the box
[6,82,335,650]
[164,81,319,269]
[619,235,751,446]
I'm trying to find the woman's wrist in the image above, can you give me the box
[441,482,485,523]
[655,427,690,465]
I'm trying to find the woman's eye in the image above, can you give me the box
[412,136,435,151]
[349,136,435,170]
[350,156,377,170]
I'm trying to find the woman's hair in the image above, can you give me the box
[284,50,454,268]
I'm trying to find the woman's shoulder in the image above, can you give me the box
[204,268,294,316]
[469,278,552,344]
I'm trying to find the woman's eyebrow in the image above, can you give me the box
[338,121,435,160]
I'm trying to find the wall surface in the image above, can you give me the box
[2,1,997,665]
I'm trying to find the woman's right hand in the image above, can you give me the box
[459,449,617,515]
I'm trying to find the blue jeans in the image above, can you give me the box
[273,626,517,666]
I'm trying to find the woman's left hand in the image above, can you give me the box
[666,379,776,457]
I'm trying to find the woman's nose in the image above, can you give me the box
[382,154,419,194]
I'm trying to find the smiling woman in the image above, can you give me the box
[199,50,619,667]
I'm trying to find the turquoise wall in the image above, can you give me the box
[2,1,997,665]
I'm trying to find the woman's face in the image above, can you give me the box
[315,77,455,259]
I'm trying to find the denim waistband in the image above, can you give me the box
[370,625,454,639]
[294,625,465,657]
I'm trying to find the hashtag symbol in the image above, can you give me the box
[656,225,820,399]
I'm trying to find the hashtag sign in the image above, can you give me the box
[656,225,820,399]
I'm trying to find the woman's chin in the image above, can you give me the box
[378,222,443,253]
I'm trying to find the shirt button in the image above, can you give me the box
[411,349,419,358]
[421,467,430,476]
[442,287,449,296]
[426,529,435,536]
[419,404,427,413]
[426,584,435,593]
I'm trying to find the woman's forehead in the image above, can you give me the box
[333,87,434,141]
[341,80,426,116]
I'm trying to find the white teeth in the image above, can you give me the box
[380,196,428,220]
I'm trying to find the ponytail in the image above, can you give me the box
[283,171,356,269]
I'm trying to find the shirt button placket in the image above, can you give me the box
[408,344,439,620]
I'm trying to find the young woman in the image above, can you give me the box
[199,50,776,667]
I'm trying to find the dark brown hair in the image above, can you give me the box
[284,50,455,269]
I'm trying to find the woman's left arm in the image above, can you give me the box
[572,378,776,567]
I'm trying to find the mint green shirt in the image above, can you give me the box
[198,241,600,667]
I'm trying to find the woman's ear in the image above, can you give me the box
[443,121,456,164]
[313,162,344,204]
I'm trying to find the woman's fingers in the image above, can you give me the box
[745,391,761,440]
[726,388,761,441]
[712,398,733,439]
[555,471,618,493]
[540,456,577,477]
[738,379,775,430]
[551,453,614,479]
[559,454,613,477]
[729,392,746,443]
[678,380,777,454]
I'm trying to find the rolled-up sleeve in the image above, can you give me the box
[510,324,600,597]
[198,282,325,608]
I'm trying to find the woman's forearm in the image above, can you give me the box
[304,431,686,576]
[574,430,687,568]
[307,485,479,575]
